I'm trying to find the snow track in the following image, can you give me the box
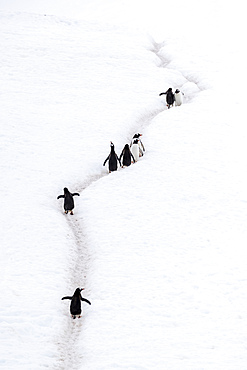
[151,40,204,101]
[4,8,241,369]
[54,175,105,370]
[53,33,204,368]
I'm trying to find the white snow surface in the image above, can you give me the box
[1,1,247,369]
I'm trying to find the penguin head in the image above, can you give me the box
[110,142,115,151]
[64,187,69,194]
[133,133,142,138]
[133,139,139,144]
[74,288,83,296]
[168,87,172,92]
[175,89,180,94]
[124,144,129,150]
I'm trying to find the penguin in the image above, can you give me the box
[57,187,80,215]
[61,288,91,319]
[130,133,145,157]
[119,144,135,167]
[159,88,175,109]
[103,142,121,173]
[130,139,140,162]
[174,89,184,106]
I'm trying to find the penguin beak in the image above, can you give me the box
[80,288,85,291]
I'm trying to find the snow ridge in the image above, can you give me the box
[151,40,203,101]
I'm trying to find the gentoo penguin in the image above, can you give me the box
[130,133,145,157]
[103,142,121,173]
[174,89,184,106]
[61,288,91,319]
[57,187,80,215]
[131,139,140,162]
[119,144,135,167]
[159,88,175,109]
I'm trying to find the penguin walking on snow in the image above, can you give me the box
[57,187,80,215]
[103,142,121,173]
[119,144,135,167]
[131,139,140,162]
[130,133,145,157]
[174,89,184,106]
[159,88,175,109]
[61,288,91,319]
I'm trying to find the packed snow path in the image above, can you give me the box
[55,175,103,370]
[54,34,202,367]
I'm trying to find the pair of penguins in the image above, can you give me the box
[103,133,145,173]
[159,88,184,109]
[57,190,91,318]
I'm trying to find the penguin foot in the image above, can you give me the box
[64,211,68,214]
[72,315,76,319]
[78,315,81,319]
[70,211,74,215]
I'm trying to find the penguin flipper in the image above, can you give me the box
[159,92,166,96]
[119,150,124,162]
[72,193,80,197]
[81,298,91,305]
[103,155,110,166]
[115,154,121,167]
[57,195,65,199]
[61,296,73,300]
[140,140,145,151]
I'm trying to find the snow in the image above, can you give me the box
[0,1,247,369]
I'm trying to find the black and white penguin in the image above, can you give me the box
[159,88,175,109]
[57,187,80,215]
[61,288,91,319]
[130,133,145,157]
[119,144,135,167]
[131,139,140,162]
[103,142,121,173]
[174,89,184,106]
